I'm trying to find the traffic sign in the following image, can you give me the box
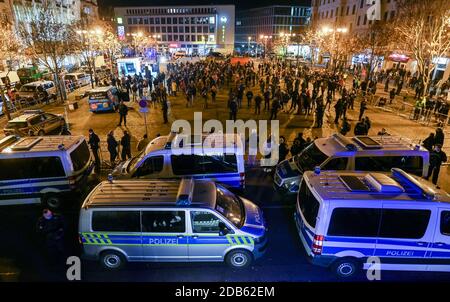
[139,99,148,108]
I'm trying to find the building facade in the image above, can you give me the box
[235,5,311,44]
[114,5,235,55]
[311,0,397,34]
[311,0,450,81]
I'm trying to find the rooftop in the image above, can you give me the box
[0,135,85,153]
[304,168,450,203]
[82,179,217,209]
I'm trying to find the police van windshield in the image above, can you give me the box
[294,143,328,172]
[215,185,244,228]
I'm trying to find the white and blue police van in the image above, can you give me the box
[0,135,94,208]
[79,178,268,270]
[112,132,246,189]
[275,134,430,194]
[294,167,450,278]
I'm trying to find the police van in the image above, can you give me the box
[274,134,430,194]
[294,168,450,278]
[0,135,94,208]
[113,132,246,189]
[79,178,268,270]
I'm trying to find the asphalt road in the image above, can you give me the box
[1,168,450,282]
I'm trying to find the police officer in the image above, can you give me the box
[121,130,132,160]
[88,129,101,172]
[426,144,447,187]
[37,209,66,263]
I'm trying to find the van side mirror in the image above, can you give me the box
[218,222,230,236]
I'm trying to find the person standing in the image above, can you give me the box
[246,90,254,108]
[269,98,280,120]
[36,209,65,264]
[422,133,435,152]
[118,101,128,127]
[137,134,149,152]
[315,101,325,128]
[334,98,344,124]
[88,129,101,172]
[107,131,118,166]
[254,94,262,115]
[162,99,169,124]
[435,128,445,146]
[210,84,217,103]
[340,117,351,135]
[263,89,271,111]
[278,136,289,164]
[359,98,367,121]
[426,144,447,187]
[228,97,238,121]
[121,130,132,160]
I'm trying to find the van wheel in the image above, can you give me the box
[331,258,361,278]
[43,194,62,209]
[225,249,253,269]
[100,251,125,270]
[38,130,45,136]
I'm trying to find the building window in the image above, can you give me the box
[360,0,364,8]
[168,27,172,33]
[330,10,333,18]
[150,18,154,25]
[352,5,356,14]
[179,26,184,33]
[191,26,196,33]
[384,11,388,21]
[346,6,349,15]
[357,15,361,26]
[161,26,166,33]
[363,14,367,25]
[167,18,171,24]
[161,18,166,25]
[185,26,190,33]
[390,10,395,19]
[173,17,177,24]
[191,35,196,42]
[173,26,178,33]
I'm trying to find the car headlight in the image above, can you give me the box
[284,179,300,191]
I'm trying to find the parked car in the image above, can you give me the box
[3,109,65,136]
[15,81,57,105]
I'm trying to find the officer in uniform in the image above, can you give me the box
[37,209,66,263]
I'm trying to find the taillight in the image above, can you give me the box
[78,234,84,247]
[312,235,324,255]
[239,172,245,186]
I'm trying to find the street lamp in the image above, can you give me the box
[247,36,252,56]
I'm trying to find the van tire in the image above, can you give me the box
[100,251,126,270]
[331,258,362,278]
[225,249,253,269]
[43,194,62,209]
[38,130,45,136]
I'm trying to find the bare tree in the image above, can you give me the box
[394,0,450,94]
[16,0,78,101]
[0,18,21,120]
[354,21,393,80]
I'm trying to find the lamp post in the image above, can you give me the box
[259,35,272,59]
[247,36,252,56]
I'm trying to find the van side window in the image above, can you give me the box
[134,156,164,177]
[171,154,238,175]
[191,211,221,233]
[441,211,450,236]
[0,157,65,180]
[323,158,348,170]
[142,211,185,233]
[328,208,381,237]
[355,156,424,176]
[379,209,431,239]
[92,211,140,232]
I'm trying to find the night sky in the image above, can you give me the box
[98,0,311,11]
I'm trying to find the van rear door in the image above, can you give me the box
[427,208,450,272]
[374,204,433,271]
